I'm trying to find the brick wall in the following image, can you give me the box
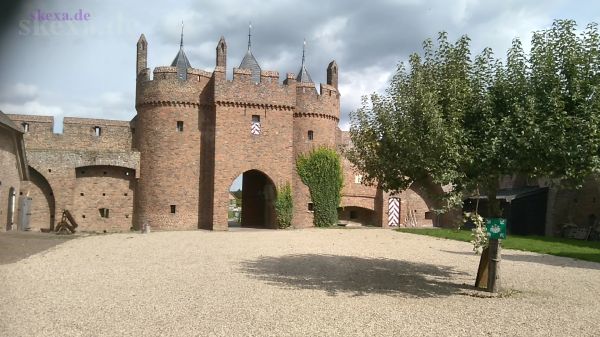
[20,167,55,231]
[0,129,21,231]
[8,114,133,151]
[72,165,134,231]
[134,69,208,230]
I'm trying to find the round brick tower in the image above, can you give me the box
[292,53,341,227]
[133,32,211,230]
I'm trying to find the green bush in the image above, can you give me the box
[275,182,293,229]
[296,146,343,227]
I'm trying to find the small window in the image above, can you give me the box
[124,193,128,196]
[251,115,261,135]
[22,122,29,132]
[102,193,106,196]
[354,175,363,184]
[93,126,102,136]
[176,121,184,132]
[82,214,86,218]
[99,208,109,218]
[350,210,357,219]
[307,203,314,211]
[307,130,314,140]
[48,169,52,173]
[170,205,177,213]
[80,193,84,196]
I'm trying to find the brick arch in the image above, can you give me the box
[25,166,56,231]
[227,169,277,229]
[393,178,445,227]
[340,196,376,211]
[338,206,377,227]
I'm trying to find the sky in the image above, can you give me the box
[0,1,599,134]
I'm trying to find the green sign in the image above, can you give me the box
[486,218,507,240]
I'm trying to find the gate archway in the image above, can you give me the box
[228,169,276,228]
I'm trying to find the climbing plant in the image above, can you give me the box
[296,146,344,227]
[274,182,293,229]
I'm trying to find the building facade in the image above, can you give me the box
[4,32,441,232]
[0,111,29,231]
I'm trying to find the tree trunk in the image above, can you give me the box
[487,183,502,218]
[485,182,502,293]
[473,181,503,293]
[487,238,501,293]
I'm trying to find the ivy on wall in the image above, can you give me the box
[275,182,293,229]
[296,146,343,227]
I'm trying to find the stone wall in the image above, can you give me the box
[134,67,209,231]
[72,165,135,231]
[0,129,21,231]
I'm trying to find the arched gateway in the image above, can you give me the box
[229,170,276,229]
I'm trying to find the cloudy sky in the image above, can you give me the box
[0,0,599,132]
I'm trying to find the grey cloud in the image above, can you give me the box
[0,0,595,129]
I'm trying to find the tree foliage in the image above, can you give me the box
[274,182,293,229]
[296,147,344,227]
[348,20,600,217]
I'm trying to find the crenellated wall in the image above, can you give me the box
[208,68,296,230]
[8,114,134,151]
[7,114,140,232]
[134,65,210,230]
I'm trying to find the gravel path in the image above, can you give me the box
[1,228,599,337]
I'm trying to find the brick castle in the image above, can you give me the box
[1,30,442,232]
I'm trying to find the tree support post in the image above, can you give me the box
[487,238,501,293]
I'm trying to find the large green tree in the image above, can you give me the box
[348,19,600,218]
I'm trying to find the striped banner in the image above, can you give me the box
[251,122,261,135]
[388,197,399,227]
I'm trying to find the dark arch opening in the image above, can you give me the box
[338,206,377,227]
[28,166,56,230]
[229,169,276,229]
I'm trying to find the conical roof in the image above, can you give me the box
[239,23,261,83]
[171,48,191,69]
[239,50,261,83]
[296,64,313,83]
[171,23,191,80]
[296,40,313,83]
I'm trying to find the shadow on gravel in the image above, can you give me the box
[240,254,470,297]
[0,232,75,265]
[439,249,600,270]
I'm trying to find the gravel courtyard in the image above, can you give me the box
[1,228,599,337]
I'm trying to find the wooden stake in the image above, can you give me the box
[475,246,489,289]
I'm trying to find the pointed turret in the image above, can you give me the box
[239,23,261,83]
[296,40,313,83]
[171,22,191,80]
[327,60,338,89]
[216,36,227,68]
[136,34,148,77]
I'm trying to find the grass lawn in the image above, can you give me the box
[397,227,600,263]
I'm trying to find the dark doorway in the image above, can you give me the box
[338,206,377,227]
[230,170,276,228]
